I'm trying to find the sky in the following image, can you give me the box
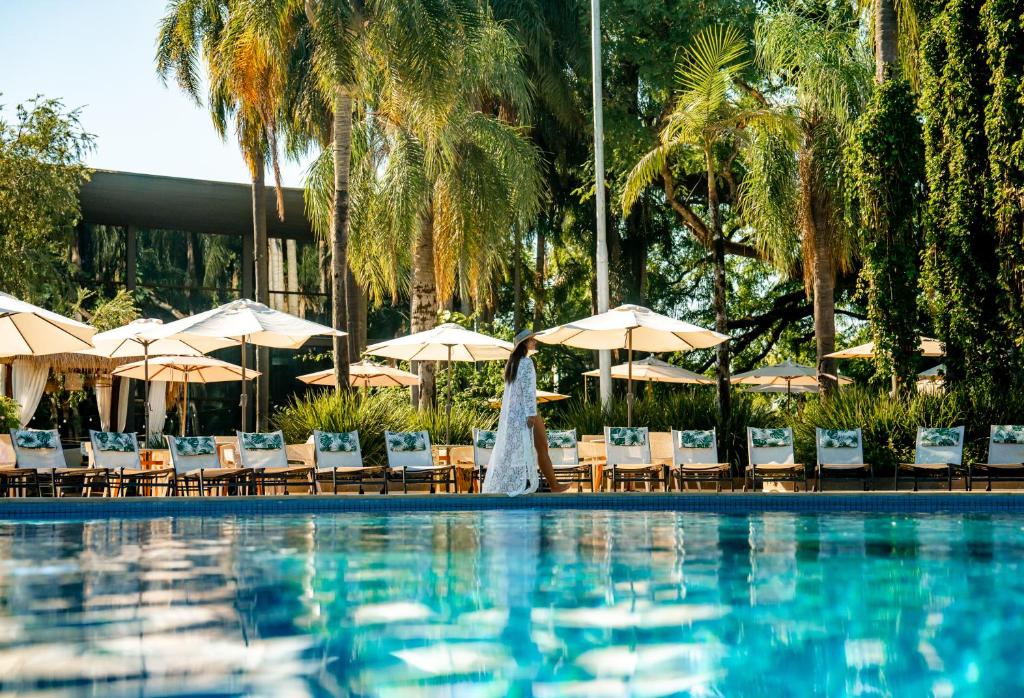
[0,0,314,187]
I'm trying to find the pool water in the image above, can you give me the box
[0,510,1021,697]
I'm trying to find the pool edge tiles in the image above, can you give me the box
[0,492,1023,519]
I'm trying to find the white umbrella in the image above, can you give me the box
[827,336,944,359]
[0,292,95,355]
[365,323,512,443]
[744,383,821,394]
[114,355,262,436]
[582,356,714,384]
[731,359,854,395]
[149,299,345,431]
[80,318,238,442]
[298,360,421,388]
[538,304,728,425]
[488,389,569,409]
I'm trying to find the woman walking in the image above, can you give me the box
[482,330,570,495]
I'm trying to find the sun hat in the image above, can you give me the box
[512,329,537,351]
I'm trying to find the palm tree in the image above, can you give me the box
[622,26,792,443]
[157,0,288,429]
[744,5,872,392]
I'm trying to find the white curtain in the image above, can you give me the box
[147,380,167,441]
[95,373,113,431]
[12,359,49,427]
[116,377,131,432]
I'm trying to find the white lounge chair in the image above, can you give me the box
[471,428,496,491]
[8,428,100,497]
[384,430,453,494]
[745,427,806,491]
[896,426,966,491]
[602,426,666,491]
[671,428,732,492]
[166,435,251,496]
[89,430,175,496]
[235,430,316,494]
[815,428,872,491]
[971,425,1024,491]
[312,430,385,494]
[547,429,590,492]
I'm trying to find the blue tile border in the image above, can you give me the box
[0,492,1023,519]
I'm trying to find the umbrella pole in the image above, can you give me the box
[446,345,452,446]
[240,336,248,432]
[626,330,634,427]
[143,341,150,447]
[182,374,189,437]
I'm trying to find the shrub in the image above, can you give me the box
[0,396,20,431]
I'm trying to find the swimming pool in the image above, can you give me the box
[0,509,1020,696]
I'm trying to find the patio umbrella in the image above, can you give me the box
[538,304,728,425]
[744,383,820,394]
[826,337,944,359]
[298,360,421,388]
[80,318,238,442]
[731,359,854,395]
[365,323,513,443]
[582,356,714,384]
[149,299,344,431]
[113,355,262,436]
[488,389,569,409]
[0,292,95,355]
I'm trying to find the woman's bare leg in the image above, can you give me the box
[531,416,570,492]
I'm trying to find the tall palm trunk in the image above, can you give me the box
[411,204,438,409]
[533,222,546,329]
[801,142,838,394]
[875,0,899,81]
[331,87,352,391]
[347,269,366,359]
[513,227,524,329]
[707,150,730,454]
[252,154,270,430]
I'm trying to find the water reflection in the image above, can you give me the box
[0,511,1022,696]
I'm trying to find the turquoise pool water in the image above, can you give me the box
[0,510,1021,696]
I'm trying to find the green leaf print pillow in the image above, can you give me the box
[241,432,284,450]
[475,430,497,450]
[819,429,859,449]
[751,428,791,448]
[920,428,960,447]
[547,430,577,449]
[992,426,1024,445]
[608,427,646,447]
[175,436,216,457]
[678,430,714,450]
[318,431,359,453]
[388,432,428,452]
[93,431,135,452]
[14,429,58,450]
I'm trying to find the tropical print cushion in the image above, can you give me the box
[93,431,135,453]
[678,430,714,449]
[387,432,428,452]
[14,429,57,450]
[608,427,646,447]
[751,428,791,448]
[819,429,860,449]
[174,436,216,457]
[992,425,1024,445]
[547,430,577,449]
[920,427,961,447]
[241,432,284,450]
[475,430,497,450]
[318,431,358,453]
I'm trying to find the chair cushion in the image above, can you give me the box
[920,428,960,447]
[751,428,791,448]
[677,430,714,449]
[241,432,284,450]
[387,432,428,452]
[547,430,577,449]
[317,431,358,453]
[14,429,58,450]
[608,427,646,447]
[93,432,135,452]
[992,426,1024,445]
[475,430,497,449]
[175,436,216,457]
[819,429,859,449]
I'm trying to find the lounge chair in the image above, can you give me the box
[312,430,386,494]
[971,425,1024,491]
[235,430,317,494]
[671,428,732,492]
[384,430,453,494]
[815,428,873,491]
[1,431,40,496]
[602,426,667,491]
[471,428,496,491]
[9,428,108,497]
[547,429,590,492]
[896,426,966,491]
[166,435,252,496]
[89,430,176,496]
[745,428,806,491]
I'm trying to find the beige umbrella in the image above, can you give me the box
[298,360,421,388]
[582,356,714,384]
[0,292,95,355]
[365,323,512,443]
[114,355,262,436]
[149,299,344,431]
[731,359,854,395]
[827,337,944,359]
[488,389,569,409]
[539,304,728,425]
[744,383,821,394]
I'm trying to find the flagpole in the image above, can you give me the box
[591,0,612,406]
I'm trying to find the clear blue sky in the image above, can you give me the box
[0,0,313,187]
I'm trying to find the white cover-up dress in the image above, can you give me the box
[482,356,540,496]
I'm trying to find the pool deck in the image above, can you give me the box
[1,492,1023,518]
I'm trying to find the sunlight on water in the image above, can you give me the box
[0,510,1022,696]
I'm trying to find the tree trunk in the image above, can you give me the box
[411,204,438,409]
[286,239,300,315]
[331,87,353,391]
[347,268,366,361]
[252,154,271,431]
[875,0,899,82]
[707,151,731,457]
[801,143,839,394]
[513,227,523,330]
[533,222,546,329]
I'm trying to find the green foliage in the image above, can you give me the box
[846,78,924,388]
[74,289,141,332]
[0,97,93,309]
[0,397,20,431]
